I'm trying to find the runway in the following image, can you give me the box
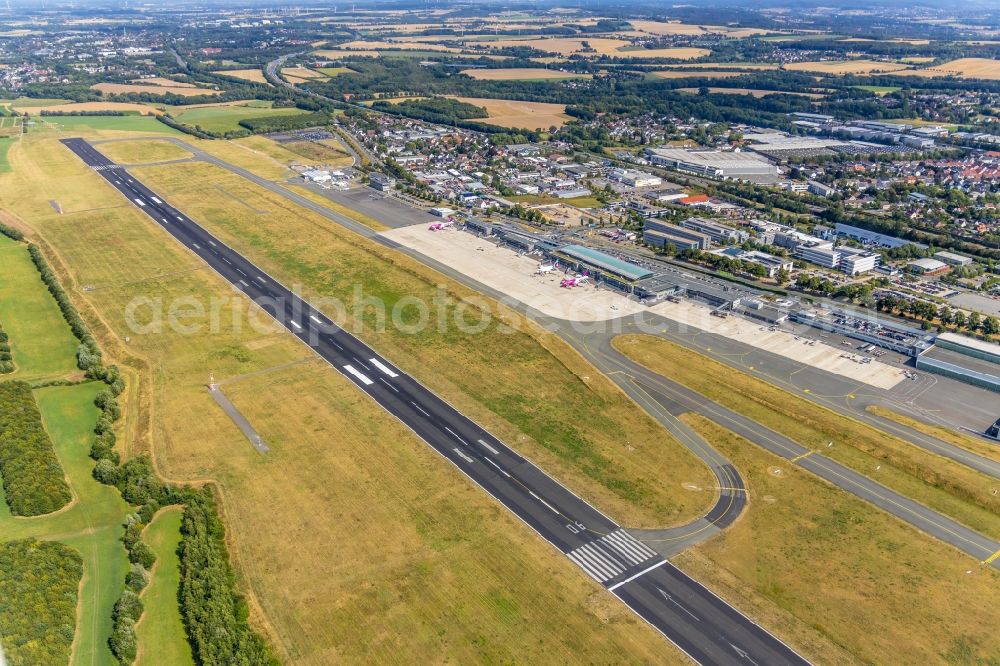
[62,136,810,665]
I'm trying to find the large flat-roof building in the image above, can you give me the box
[834,223,926,249]
[645,148,779,183]
[917,333,1000,392]
[552,244,654,292]
[645,219,712,250]
[680,217,749,245]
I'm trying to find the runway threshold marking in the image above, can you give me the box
[984,548,1000,566]
[607,559,668,591]
[289,320,302,330]
[791,450,814,463]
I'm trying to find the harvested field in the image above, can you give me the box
[316,67,356,76]
[91,82,221,97]
[630,21,776,38]
[783,60,912,75]
[213,69,268,84]
[314,49,381,59]
[900,56,935,64]
[281,66,326,79]
[461,67,591,81]
[131,76,196,88]
[677,87,826,98]
[447,95,570,130]
[888,57,1000,80]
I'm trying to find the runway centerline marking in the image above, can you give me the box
[477,439,499,455]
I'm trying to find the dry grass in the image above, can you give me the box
[676,414,1000,666]
[677,87,826,98]
[130,160,716,528]
[657,62,779,70]
[280,140,352,166]
[96,140,193,165]
[629,21,775,38]
[888,57,1000,80]
[131,77,196,88]
[460,67,591,81]
[866,406,1000,464]
[280,66,326,80]
[448,96,570,130]
[2,132,698,663]
[17,102,160,115]
[313,49,382,59]
[783,60,912,75]
[213,69,268,84]
[611,334,1000,540]
[91,83,221,97]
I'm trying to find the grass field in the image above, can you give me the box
[0,238,81,381]
[316,67,356,76]
[854,85,902,95]
[447,96,570,130]
[338,39,460,52]
[91,82,221,97]
[676,415,1000,665]
[467,36,709,59]
[0,382,132,666]
[784,60,912,75]
[280,139,352,166]
[659,62,780,70]
[212,69,269,84]
[611,334,1000,541]
[2,96,71,108]
[170,102,305,134]
[281,66,327,80]
[460,67,592,81]
[97,140,193,165]
[0,135,14,172]
[866,406,1000,463]
[3,133,699,662]
[135,507,193,666]
[648,70,744,79]
[19,101,160,116]
[34,114,181,135]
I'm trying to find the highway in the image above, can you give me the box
[63,136,810,665]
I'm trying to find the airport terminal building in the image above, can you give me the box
[916,332,1000,392]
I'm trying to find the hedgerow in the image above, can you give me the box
[0,323,13,374]
[0,381,72,515]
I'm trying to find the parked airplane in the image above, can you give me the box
[560,275,590,288]
[428,220,455,231]
[536,264,555,274]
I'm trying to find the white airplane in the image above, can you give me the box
[535,264,555,274]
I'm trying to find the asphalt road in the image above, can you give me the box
[63,137,810,665]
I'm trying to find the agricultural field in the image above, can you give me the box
[460,67,592,81]
[279,139,353,166]
[0,132,710,662]
[648,70,744,80]
[783,60,912,75]
[91,82,221,97]
[168,101,304,133]
[212,68,269,84]
[132,77,196,88]
[337,39,460,52]
[0,136,14,173]
[97,139,193,164]
[316,66,356,76]
[658,62,779,70]
[611,335,1000,541]
[628,20,777,38]
[281,66,327,79]
[677,87,826,98]
[675,415,1000,665]
[854,85,903,95]
[135,507,193,666]
[888,57,1000,80]
[447,96,571,130]
[470,36,709,59]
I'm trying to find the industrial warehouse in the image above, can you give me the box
[916,332,1000,392]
